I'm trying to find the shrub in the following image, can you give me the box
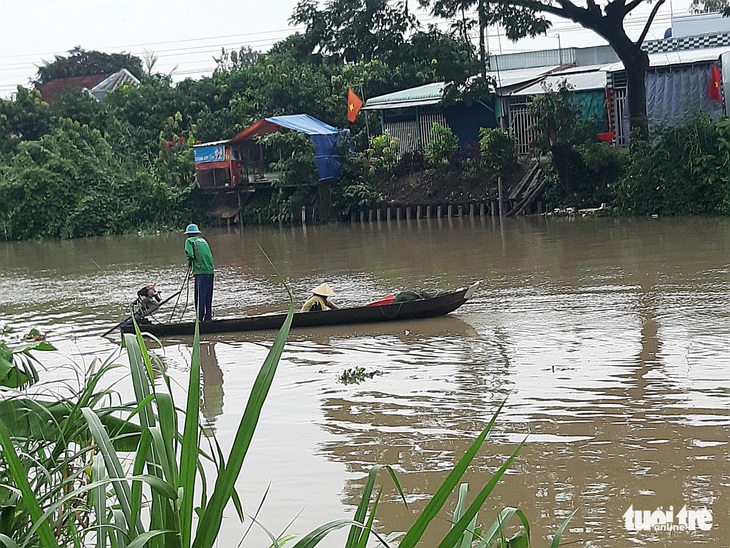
[614,115,725,215]
[479,127,517,177]
[424,122,459,169]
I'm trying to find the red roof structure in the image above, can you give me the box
[38,74,109,105]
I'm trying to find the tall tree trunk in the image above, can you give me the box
[478,0,487,79]
[616,47,650,139]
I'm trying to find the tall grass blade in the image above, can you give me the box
[345,464,404,548]
[293,519,362,548]
[477,506,530,547]
[399,400,506,547]
[452,483,477,548]
[0,419,57,547]
[91,454,108,548]
[0,533,20,548]
[126,531,175,548]
[82,407,142,538]
[180,319,202,548]
[193,304,294,548]
[550,507,579,548]
[440,439,526,547]
[125,333,155,430]
[354,487,382,548]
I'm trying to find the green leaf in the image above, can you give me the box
[550,507,579,548]
[441,440,526,547]
[399,400,507,547]
[193,301,294,548]
[0,419,58,547]
[82,407,142,538]
[180,319,202,548]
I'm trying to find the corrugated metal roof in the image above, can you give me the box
[605,45,730,72]
[511,70,607,96]
[364,82,446,108]
[487,65,561,93]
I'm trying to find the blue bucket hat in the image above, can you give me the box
[184,223,201,235]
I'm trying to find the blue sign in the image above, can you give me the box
[194,145,225,164]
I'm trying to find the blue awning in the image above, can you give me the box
[228,114,347,181]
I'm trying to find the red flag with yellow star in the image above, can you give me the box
[347,88,363,122]
[709,65,722,103]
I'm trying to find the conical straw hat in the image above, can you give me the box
[311,282,335,297]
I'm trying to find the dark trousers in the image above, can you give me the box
[194,274,214,322]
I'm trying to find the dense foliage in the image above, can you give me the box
[615,116,730,215]
[2,9,730,241]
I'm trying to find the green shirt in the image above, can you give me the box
[185,236,214,275]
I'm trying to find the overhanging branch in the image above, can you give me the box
[637,0,666,46]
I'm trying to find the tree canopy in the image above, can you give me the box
[420,0,666,134]
[34,46,144,85]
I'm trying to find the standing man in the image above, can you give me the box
[184,224,214,322]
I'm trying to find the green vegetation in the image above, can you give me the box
[0,316,575,546]
[338,366,384,384]
[3,3,730,240]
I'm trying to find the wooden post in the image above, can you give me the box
[447,204,453,218]
[427,205,432,218]
[480,203,485,217]
[387,207,391,221]
[417,205,422,218]
[437,205,443,218]
[498,176,504,218]
[469,203,475,217]
[406,206,412,219]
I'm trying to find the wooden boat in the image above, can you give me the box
[118,282,479,337]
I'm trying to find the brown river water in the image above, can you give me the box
[0,216,728,546]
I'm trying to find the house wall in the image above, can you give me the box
[443,100,498,149]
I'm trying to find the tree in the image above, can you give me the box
[690,0,729,12]
[420,0,666,136]
[289,0,419,62]
[34,46,144,85]
[213,46,261,73]
[420,0,548,79]
[0,87,53,155]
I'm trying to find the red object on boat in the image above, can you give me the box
[366,294,395,307]
[597,132,615,143]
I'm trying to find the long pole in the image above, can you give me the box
[359,82,370,141]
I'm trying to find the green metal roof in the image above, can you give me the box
[363,82,446,109]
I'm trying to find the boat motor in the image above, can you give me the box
[130,284,162,322]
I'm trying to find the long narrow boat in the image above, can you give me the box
[118,282,479,337]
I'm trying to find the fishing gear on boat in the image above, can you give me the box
[102,284,181,337]
[168,264,192,322]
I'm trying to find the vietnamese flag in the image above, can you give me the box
[347,88,363,122]
[709,65,723,103]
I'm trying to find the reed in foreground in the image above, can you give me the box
[0,312,573,546]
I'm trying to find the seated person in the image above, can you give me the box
[301,283,339,312]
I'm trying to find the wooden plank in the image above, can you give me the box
[506,168,543,216]
[508,162,539,200]
[514,178,547,216]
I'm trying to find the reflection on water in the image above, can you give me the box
[1,217,729,546]
[200,343,224,432]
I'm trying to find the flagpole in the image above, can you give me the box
[359,83,370,141]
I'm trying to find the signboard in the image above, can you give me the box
[194,145,226,164]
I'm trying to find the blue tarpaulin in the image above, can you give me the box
[229,114,348,181]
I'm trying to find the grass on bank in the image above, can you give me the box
[0,314,573,546]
